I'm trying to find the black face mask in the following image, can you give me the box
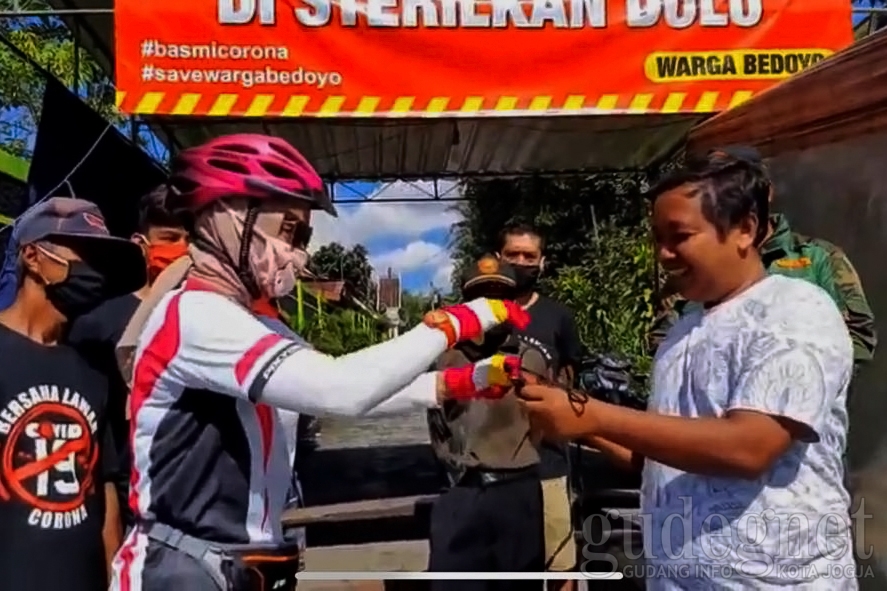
[44,261,107,320]
[512,264,541,292]
[458,325,514,361]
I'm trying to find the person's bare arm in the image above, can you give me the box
[522,385,800,479]
[586,402,798,478]
[102,482,123,581]
[582,435,643,473]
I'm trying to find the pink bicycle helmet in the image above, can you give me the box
[169,133,337,217]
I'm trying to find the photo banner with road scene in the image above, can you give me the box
[114,0,853,118]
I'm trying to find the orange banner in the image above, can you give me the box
[114,0,853,118]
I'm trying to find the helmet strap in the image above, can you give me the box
[237,201,262,299]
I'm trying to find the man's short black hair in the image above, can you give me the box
[497,222,545,252]
[648,152,771,246]
[137,185,189,234]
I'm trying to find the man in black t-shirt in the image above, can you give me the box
[0,197,146,590]
[67,186,189,527]
[497,223,583,586]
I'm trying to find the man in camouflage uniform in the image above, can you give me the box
[649,146,876,371]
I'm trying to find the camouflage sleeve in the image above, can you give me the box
[807,246,842,305]
[826,246,877,364]
[647,293,686,355]
[794,234,877,365]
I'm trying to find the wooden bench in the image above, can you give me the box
[283,494,439,528]
[286,496,437,589]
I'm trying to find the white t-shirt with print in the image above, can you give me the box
[644,274,857,590]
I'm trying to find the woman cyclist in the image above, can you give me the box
[109,134,528,591]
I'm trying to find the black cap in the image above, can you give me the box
[460,255,516,293]
[17,197,147,297]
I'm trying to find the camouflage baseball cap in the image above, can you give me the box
[461,255,517,295]
[16,197,147,297]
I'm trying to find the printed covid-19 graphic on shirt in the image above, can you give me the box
[0,385,99,530]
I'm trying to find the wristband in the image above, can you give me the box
[423,309,458,347]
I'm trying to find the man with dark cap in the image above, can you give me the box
[427,254,553,590]
[649,145,877,373]
[0,197,147,591]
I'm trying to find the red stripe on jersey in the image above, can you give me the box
[234,334,284,385]
[121,292,184,591]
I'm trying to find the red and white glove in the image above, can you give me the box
[442,354,522,401]
[423,298,530,348]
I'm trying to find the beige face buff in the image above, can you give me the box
[250,209,310,298]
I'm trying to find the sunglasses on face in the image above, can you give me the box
[288,221,313,250]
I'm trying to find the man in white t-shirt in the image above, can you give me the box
[518,152,857,589]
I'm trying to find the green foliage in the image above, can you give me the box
[451,174,660,379]
[289,241,387,355]
[0,1,121,158]
[308,242,375,305]
[452,176,648,279]
[541,220,656,378]
[300,308,383,356]
[399,292,430,330]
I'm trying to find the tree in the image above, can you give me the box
[308,242,375,305]
[399,292,431,330]
[451,175,649,275]
[450,174,660,378]
[0,1,121,158]
[300,308,383,356]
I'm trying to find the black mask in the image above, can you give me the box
[44,261,107,320]
[512,264,541,292]
[458,325,514,361]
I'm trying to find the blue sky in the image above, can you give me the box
[310,180,460,293]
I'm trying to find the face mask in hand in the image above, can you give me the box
[44,260,107,320]
[512,264,541,292]
[460,325,513,360]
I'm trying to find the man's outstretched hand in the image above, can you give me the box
[518,380,598,440]
[423,298,530,348]
[440,354,522,401]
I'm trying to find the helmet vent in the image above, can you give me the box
[208,158,251,175]
[261,161,299,180]
[215,143,260,155]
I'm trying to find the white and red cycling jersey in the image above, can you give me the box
[113,279,447,587]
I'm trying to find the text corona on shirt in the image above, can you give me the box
[0,384,100,530]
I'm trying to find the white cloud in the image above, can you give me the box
[370,240,446,275]
[432,261,455,289]
[370,240,455,293]
[310,180,462,251]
